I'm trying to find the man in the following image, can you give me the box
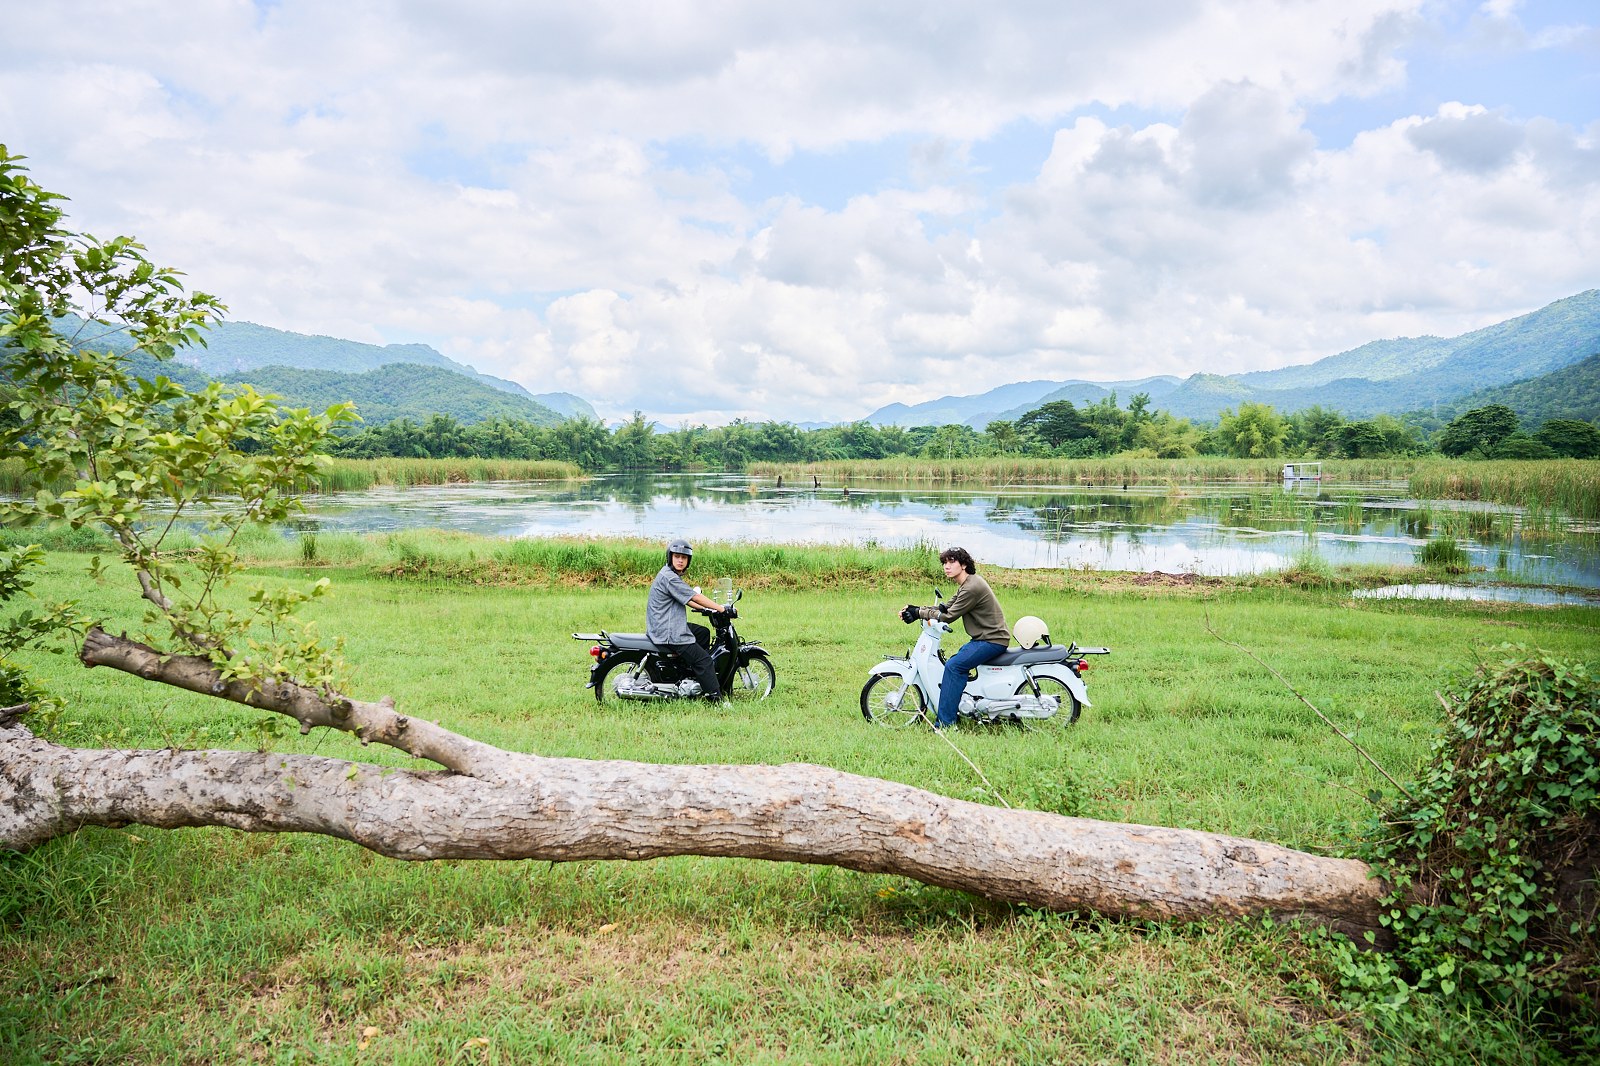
[647,538,727,702]
[899,546,1011,732]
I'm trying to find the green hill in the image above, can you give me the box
[44,314,589,427]
[1428,352,1600,427]
[174,320,596,419]
[1158,290,1600,421]
[218,363,566,427]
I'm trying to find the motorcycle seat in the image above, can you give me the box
[606,633,708,655]
[605,633,671,652]
[989,644,1071,667]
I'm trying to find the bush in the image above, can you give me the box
[1341,650,1600,1043]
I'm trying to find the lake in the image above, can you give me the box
[286,473,1600,593]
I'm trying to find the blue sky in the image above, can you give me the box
[2,0,1596,425]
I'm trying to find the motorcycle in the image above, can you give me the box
[574,588,777,703]
[860,589,1108,728]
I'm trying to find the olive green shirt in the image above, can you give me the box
[920,574,1010,645]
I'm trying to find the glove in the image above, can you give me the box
[900,604,921,624]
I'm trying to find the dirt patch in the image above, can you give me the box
[1131,572,1214,588]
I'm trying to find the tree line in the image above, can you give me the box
[324,393,1600,470]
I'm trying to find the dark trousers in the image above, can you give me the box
[671,624,721,699]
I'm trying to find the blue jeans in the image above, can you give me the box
[937,640,1006,727]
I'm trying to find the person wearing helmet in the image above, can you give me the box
[647,538,727,701]
[898,546,1010,732]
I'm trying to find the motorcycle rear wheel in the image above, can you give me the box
[592,653,652,703]
[860,673,928,727]
[725,653,777,702]
[1013,676,1082,725]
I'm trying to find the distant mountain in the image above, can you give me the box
[866,376,1181,429]
[1428,352,1600,427]
[1157,290,1600,421]
[987,376,1183,425]
[219,363,567,427]
[45,314,579,427]
[177,320,597,420]
[862,290,1600,428]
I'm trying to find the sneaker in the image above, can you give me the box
[932,722,958,733]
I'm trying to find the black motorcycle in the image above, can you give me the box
[574,590,776,703]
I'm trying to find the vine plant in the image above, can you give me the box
[1335,647,1599,1042]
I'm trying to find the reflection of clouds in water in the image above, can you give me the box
[1356,585,1600,606]
[269,476,1600,586]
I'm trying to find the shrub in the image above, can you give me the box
[1341,650,1600,1042]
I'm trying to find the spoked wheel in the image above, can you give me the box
[1014,676,1081,725]
[860,673,928,727]
[592,653,650,704]
[725,653,777,702]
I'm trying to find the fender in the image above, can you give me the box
[1020,664,1092,708]
[864,656,914,682]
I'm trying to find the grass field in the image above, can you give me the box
[3,546,1598,1063]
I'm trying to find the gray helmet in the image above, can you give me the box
[666,538,694,568]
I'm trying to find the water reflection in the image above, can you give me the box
[280,473,1600,590]
[1354,584,1600,606]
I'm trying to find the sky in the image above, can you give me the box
[3,1,1597,426]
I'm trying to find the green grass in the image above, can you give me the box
[3,550,1598,1063]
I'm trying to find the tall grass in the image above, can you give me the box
[1407,458,1600,520]
[306,457,584,492]
[752,456,1424,486]
[753,456,1600,519]
[244,529,948,587]
[0,456,586,497]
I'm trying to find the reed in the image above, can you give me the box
[751,456,1427,486]
[2,456,585,497]
[200,528,946,587]
[0,458,69,495]
[1406,459,1600,520]
[304,457,586,492]
[1417,535,1472,573]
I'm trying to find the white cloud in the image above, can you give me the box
[1,0,1595,423]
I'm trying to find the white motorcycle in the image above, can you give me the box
[860,597,1108,728]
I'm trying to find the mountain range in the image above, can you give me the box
[861,289,1600,429]
[174,320,596,423]
[48,290,1599,431]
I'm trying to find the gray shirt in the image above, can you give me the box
[646,564,697,645]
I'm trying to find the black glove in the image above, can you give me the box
[900,604,921,624]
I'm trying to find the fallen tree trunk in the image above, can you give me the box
[0,628,1390,941]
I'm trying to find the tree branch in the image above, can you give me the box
[77,627,503,779]
[0,715,1390,940]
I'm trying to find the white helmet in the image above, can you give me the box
[1013,615,1050,649]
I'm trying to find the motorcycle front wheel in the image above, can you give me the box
[592,652,651,704]
[860,673,928,727]
[1014,676,1082,725]
[724,653,777,702]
